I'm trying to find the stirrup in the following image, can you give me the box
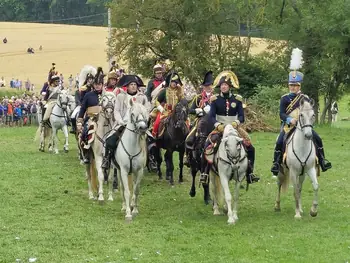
[199,173,209,185]
[271,163,280,175]
[247,173,260,184]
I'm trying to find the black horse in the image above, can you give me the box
[153,99,189,185]
[187,113,213,204]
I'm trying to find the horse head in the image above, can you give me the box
[129,98,148,134]
[221,125,244,167]
[57,90,69,110]
[298,97,315,140]
[100,91,116,119]
[173,99,189,129]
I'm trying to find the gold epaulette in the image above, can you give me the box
[234,94,243,101]
[79,85,87,92]
[210,94,218,102]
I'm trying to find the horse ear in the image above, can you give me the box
[300,97,305,107]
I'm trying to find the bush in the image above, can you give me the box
[0,88,33,99]
[249,84,286,115]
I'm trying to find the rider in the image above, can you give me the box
[145,64,165,102]
[270,70,332,175]
[200,70,260,185]
[105,71,119,92]
[70,71,94,134]
[184,71,214,166]
[151,71,184,138]
[102,74,150,169]
[41,74,61,123]
[48,63,56,83]
[76,67,104,163]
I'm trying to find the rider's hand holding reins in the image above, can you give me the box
[195,108,203,116]
[77,118,83,132]
[231,120,240,128]
[157,105,164,113]
[290,118,297,125]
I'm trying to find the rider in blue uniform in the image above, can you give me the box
[77,67,104,163]
[200,70,260,185]
[270,70,332,175]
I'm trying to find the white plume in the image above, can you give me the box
[289,48,304,70]
[78,65,97,88]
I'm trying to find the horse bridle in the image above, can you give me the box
[297,113,314,131]
[223,139,246,166]
[128,108,148,134]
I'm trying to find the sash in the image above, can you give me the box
[286,94,302,115]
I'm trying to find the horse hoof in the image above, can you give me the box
[125,215,133,222]
[108,196,113,201]
[189,190,196,197]
[227,219,236,225]
[158,176,163,180]
[98,200,104,205]
[294,214,302,219]
[213,210,220,216]
[310,210,318,217]
[64,149,69,153]
[274,207,281,212]
[204,198,211,205]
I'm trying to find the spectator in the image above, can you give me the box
[68,74,73,89]
[10,78,14,88]
[0,77,5,87]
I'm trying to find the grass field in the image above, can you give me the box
[1,124,350,263]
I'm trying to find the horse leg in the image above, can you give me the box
[189,166,197,197]
[274,171,283,212]
[156,147,163,180]
[120,168,132,221]
[113,168,119,192]
[210,173,220,215]
[108,167,114,201]
[164,151,170,181]
[86,165,94,200]
[118,169,126,211]
[131,169,144,217]
[62,125,69,153]
[219,173,234,224]
[203,183,211,205]
[290,170,302,219]
[51,126,58,154]
[308,167,319,217]
[39,125,45,151]
[168,151,175,186]
[232,180,241,221]
[178,149,184,183]
[95,156,105,202]
[298,175,306,214]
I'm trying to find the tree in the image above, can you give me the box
[108,0,269,91]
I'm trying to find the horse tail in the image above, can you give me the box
[210,173,224,207]
[34,124,42,142]
[281,172,289,193]
[90,158,98,193]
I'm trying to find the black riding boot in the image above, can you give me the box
[200,155,211,185]
[317,147,332,172]
[70,118,76,134]
[246,145,260,183]
[101,148,111,170]
[271,150,282,175]
[82,148,90,164]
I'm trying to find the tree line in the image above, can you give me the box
[0,0,109,26]
[108,0,350,124]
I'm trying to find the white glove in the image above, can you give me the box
[195,108,203,115]
[157,105,164,113]
[203,105,210,114]
[119,119,127,126]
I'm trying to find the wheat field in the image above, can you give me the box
[0,22,273,92]
[0,22,109,90]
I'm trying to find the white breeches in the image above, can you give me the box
[71,105,81,118]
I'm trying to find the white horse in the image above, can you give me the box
[331,101,338,123]
[84,91,116,201]
[275,98,320,219]
[112,99,148,221]
[36,90,70,153]
[210,125,248,225]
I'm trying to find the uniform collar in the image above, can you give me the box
[220,91,232,98]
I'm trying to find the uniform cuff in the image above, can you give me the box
[286,117,293,124]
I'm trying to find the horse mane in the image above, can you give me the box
[223,124,238,138]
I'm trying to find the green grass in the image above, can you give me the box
[1,126,350,263]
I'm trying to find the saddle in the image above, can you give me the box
[80,118,97,149]
[156,116,169,138]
